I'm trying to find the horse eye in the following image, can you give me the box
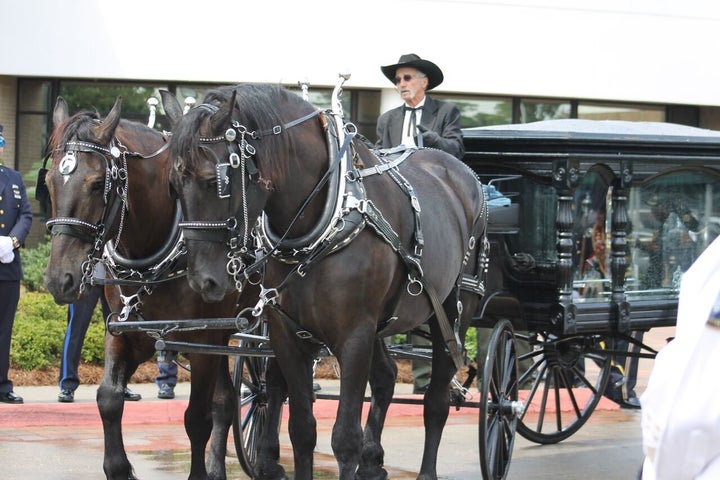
[90,179,105,194]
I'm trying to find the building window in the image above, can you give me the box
[519,99,571,123]
[578,102,665,122]
[433,94,512,128]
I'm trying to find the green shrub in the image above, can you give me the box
[20,237,52,293]
[81,317,106,364]
[12,291,105,370]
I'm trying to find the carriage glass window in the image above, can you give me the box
[626,168,720,300]
[572,170,613,302]
[503,175,558,265]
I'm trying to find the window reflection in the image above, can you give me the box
[626,169,720,299]
[572,169,613,302]
[501,175,557,265]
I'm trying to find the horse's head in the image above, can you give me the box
[42,96,128,303]
[164,85,321,302]
[45,97,172,303]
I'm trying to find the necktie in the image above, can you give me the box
[404,106,423,147]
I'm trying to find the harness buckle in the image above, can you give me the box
[411,196,421,212]
[354,199,368,214]
[272,125,282,135]
[296,330,314,340]
[229,152,241,168]
[252,286,279,316]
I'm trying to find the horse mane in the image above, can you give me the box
[172,83,314,185]
[47,110,102,157]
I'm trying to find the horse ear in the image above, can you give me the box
[160,90,183,128]
[95,96,122,144]
[53,96,69,127]
[210,89,236,133]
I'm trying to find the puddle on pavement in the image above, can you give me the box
[138,449,350,478]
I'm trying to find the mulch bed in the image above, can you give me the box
[11,358,475,387]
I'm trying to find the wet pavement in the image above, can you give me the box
[0,326,672,479]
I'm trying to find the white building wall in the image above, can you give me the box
[2,0,720,108]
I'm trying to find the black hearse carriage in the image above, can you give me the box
[465,119,720,479]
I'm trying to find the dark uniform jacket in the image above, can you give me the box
[0,165,32,281]
[375,95,465,159]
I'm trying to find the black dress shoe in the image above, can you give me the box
[0,391,24,404]
[58,389,75,403]
[124,387,141,401]
[620,396,641,409]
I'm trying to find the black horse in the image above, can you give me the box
[43,96,245,480]
[163,84,487,480]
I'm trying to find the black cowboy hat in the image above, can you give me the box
[381,54,444,91]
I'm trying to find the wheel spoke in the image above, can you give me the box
[516,333,614,444]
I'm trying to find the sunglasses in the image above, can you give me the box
[394,74,417,84]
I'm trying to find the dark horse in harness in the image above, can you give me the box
[43,97,244,480]
[164,84,487,480]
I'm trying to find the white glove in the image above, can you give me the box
[0,236,14,263]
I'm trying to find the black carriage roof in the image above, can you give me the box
[462,119,720,167]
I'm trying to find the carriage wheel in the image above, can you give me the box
[514,332,612,444]
[232,344,278,476]
[479,319,519,480]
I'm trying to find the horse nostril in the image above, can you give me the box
[60,273,78,297]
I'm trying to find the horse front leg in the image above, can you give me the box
[357,338,397,480]
[97,338,141,480]
[254,358,290,480]
[332,338,374,480]
[206,355,234,480]
[284,359,317,480]
[184,354,217,480]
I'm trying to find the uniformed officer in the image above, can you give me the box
[0,125,33,404]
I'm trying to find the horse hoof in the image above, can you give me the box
[355,469,388,480]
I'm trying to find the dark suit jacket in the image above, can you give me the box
[375,95,465,159]
[0,165,32,281]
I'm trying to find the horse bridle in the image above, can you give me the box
[177,103,322,291]
[45,137,169,292]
